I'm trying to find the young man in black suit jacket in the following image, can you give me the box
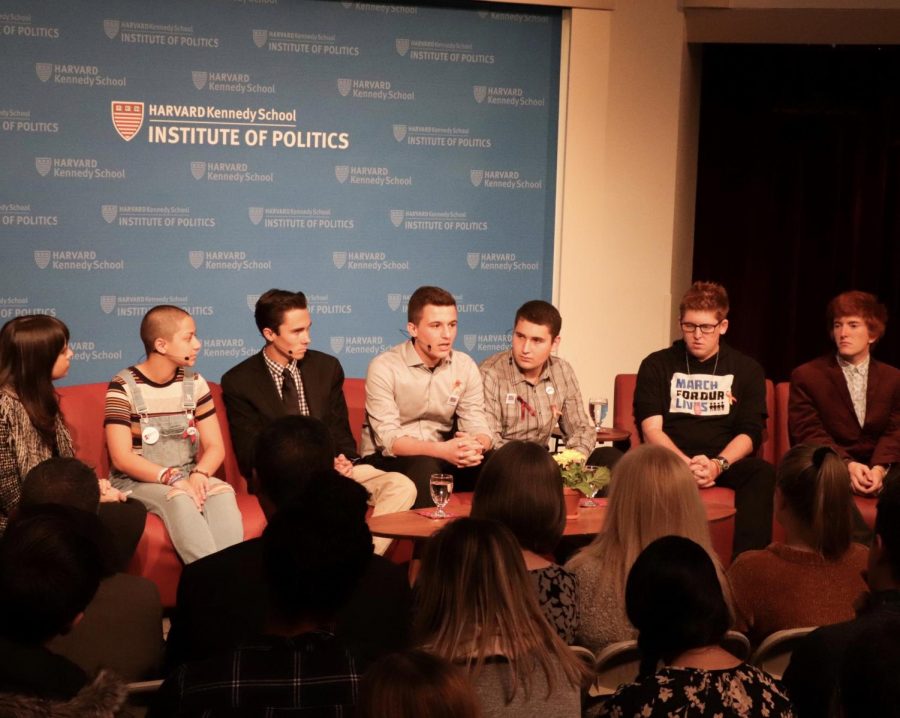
[221,289,415,554]
[165,416,413,671]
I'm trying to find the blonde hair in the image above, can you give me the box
[415,518,586,703]
[568,445,732,608]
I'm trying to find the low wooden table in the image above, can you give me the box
[595,426,630,443]
[369,494,735,541]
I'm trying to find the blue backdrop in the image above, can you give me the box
[0,0,561,382]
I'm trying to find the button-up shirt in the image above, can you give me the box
[838,354,870,427]
[361,340,491,457]
[480,349,596,457]
[262,349,309,415]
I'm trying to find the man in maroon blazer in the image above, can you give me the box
[790,291,900,495]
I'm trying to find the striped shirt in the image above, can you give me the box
[104,366,215,454]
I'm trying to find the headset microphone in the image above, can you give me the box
[184,357,190,361]
[288,349,293,355]
[427,344,432,350]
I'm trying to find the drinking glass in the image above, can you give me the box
[582,465,601,507]
[588,397,609,432]
[429,473,454,518]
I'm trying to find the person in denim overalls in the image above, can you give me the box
[105,306,243,563]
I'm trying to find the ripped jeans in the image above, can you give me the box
[112,406,243,564]
[111,475,243,564]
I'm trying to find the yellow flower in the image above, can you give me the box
[553,449,584,469]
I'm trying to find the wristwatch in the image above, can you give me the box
[712,456,730,474]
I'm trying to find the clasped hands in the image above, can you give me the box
[443,431,485,468]
[685,455,723,489]
[163,469,209,510]
[848,461,886,496]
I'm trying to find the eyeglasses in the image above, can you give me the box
[680,321,721,335]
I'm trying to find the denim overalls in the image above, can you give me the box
[110,368,242,563]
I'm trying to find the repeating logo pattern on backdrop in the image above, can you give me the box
[2,1,559,382]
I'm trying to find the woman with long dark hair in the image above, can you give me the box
[471,441,577,643]
[598,536,794,717]
[0,315,145,563]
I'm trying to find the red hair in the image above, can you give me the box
[827,291,887,342]
[679,281,729,322]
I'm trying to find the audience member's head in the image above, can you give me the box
[626,535,731,676]
[357,650,481,718]
[569,445,716,584]
[0,505,105,645]
[21,457,100,513]
[415,517,584,698]
[679,281,729,322]
[870,479,900,591]
[262,471,372,629]
[514,300,562,339]
[471,440,565,555]
[251,415,335,513]
[776,444,853,561]
[827,290,887,344]
[839,619,900,718]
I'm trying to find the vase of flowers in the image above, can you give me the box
[553,449,611,518]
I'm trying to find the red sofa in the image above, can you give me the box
[57,378,370,607]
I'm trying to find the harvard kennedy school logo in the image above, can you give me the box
[111,101,144,142]
[33,251,51,270]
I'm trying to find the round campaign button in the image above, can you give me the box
[142,426,160,445]
[546,385,555,396]
[185,426,198,437]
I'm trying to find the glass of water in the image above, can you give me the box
[429,473,454,518]
[588,397,609,432]
[582,465,601,507]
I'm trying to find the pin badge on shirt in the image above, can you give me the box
[448,379,462,406]
[142,426,160,445]
[546,385,555,396]
[505,392,517,405]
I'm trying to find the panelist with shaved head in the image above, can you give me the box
[105,305,243,564]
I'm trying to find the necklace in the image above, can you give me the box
[685,348,719,376]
